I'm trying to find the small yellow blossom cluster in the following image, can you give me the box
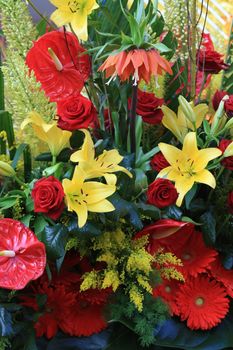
[155,251,184,281]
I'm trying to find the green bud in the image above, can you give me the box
[178,96,196,124]
[0,161,16,177]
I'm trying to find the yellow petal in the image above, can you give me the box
[51,9,73,26]
[157,166,173,179]
[104,173,117,186]
[193,104,208,128]
[194,148,222,171]
[182,132,198,157]
[158,143,182,166]
[71,15,88,41]
[72,201,88,228]
[88,199,115,213]
[193,169,216,189]
[175,178,194,207]
[83,182,115,204]
[161,106,183,142]
[70,129,95,163]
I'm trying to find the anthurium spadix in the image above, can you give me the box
[62,166,116,228]
[157,132,222,206]
[70,129,132,184]
[21,112,71,157]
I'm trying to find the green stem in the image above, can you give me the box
[52,155,56,166]
[190,0,197,101]
[14,175,25,187]
[130,84,138,154]
[27,0,56,30]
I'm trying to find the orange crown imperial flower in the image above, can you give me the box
[98,48,172,85]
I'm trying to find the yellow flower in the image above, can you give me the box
[158,132,222,206]
[50,0,99,41]
[21,112,71,157]
[162,97,208,143]
[223,141,233,157]
[70,129,132,183]
[62,166,115,228]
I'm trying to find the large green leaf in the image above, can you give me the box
[41,224,68,260]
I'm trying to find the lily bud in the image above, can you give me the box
[0,161,16,177]
[210,96,228,135]
[178,95,196,124]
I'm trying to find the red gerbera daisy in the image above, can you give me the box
[168,230,217,278]
[98,49,172,85]
[153,278,181,316]
[176,276,229,330]
[209,258,233,298]
[26,31,91,101]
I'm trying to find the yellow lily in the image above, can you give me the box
[223,141,233,157]
[50,0,99,41]
[62,166,116,228]
[21,112,71,157]
[157,132,222,206]
[70,129,132,183]
[162,97,208,143]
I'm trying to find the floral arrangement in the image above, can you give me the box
[0,0,233,349]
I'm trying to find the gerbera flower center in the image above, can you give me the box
[195,297,205,306]
[165,286,171,293]
[182,252,192,260]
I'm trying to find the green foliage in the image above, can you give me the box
[0,338,10,350]
[221,19,233,94]
[110,292,168,347]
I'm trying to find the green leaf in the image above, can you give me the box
[36,19,47,36]
[185,184,198,210]
[11,143,28,169]
[152,42,171,53]
[0,196,18,209]
[21,214,33,227]
[134,168,148,194]
[34,215,48,235]
[41,224,68,260]
[200,211,216,245]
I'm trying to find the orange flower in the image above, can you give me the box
[98,49,172,85]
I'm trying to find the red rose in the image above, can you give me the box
[150,152,170,172]
[197,49,229,74]
[228,191,233,214]
[224,95,233,117]
[147,179,178,208]
[128,89,164,124]
[212,90,227,111]
[26,31,91,101]
[219,139,233,170]
[57,95,98,131]
[32,176,64,220]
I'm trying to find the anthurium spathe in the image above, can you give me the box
[70,129,132,183]
[0,219,46,290]
[21,112,71,157]
[62,166,116,228]
[50,0,99,41]
[162,97,208,143]
[158,132,222,206]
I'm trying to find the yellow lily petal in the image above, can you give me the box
[157,166,173,179]
[193,104,208,128]
[175,178,194,207]
[161,106,183,142]
[83,182,115,204]
[193,169,216,189]
[50,9,73,26]
[158,143,182,166]
[88,199,115,213]
[104,173,117,186]
[182,132,198,157]
[194,148,222,172]
[70,129,95,163]
[72,201,88,228]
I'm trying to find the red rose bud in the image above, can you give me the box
[219,139,233,170]
[57,95,98,131]
[26,31,91,101]
[224,95,233,117]
[212,90,227,111]
[228,191,233,214]
[197,50,229,74]
[32,176,65,220]
[128,89,164,125]
[147,178,178,208]
[150,152,170,172]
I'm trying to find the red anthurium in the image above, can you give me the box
[26,31,91,102]
[0,219,46,290]
[135,219,194,255]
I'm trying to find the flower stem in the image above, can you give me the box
[26,0,56,30]
[14,175,25,187]
[130,84,138,154]
[190,0,197,101]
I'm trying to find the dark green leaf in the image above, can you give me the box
[41,224,68,260]
[200,211,216,245]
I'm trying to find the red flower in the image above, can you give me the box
[169,230,217,278]
[98,49,172,84]
[32,176,65,220]
[0,219,46,290]
[26,31,91,101]
[135,219,194,255]
[147,179,178,208]
[176,276,229,330]
[228,191,233,214]
[219,139,233,170]
[197,49,229,74]
[150,152,169,172]
[128,89,164,124]
[212,90,227,111]
[153,278,181,316]
[224,95,233,117]
[57,94,98,131]
[209,258,233,297]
